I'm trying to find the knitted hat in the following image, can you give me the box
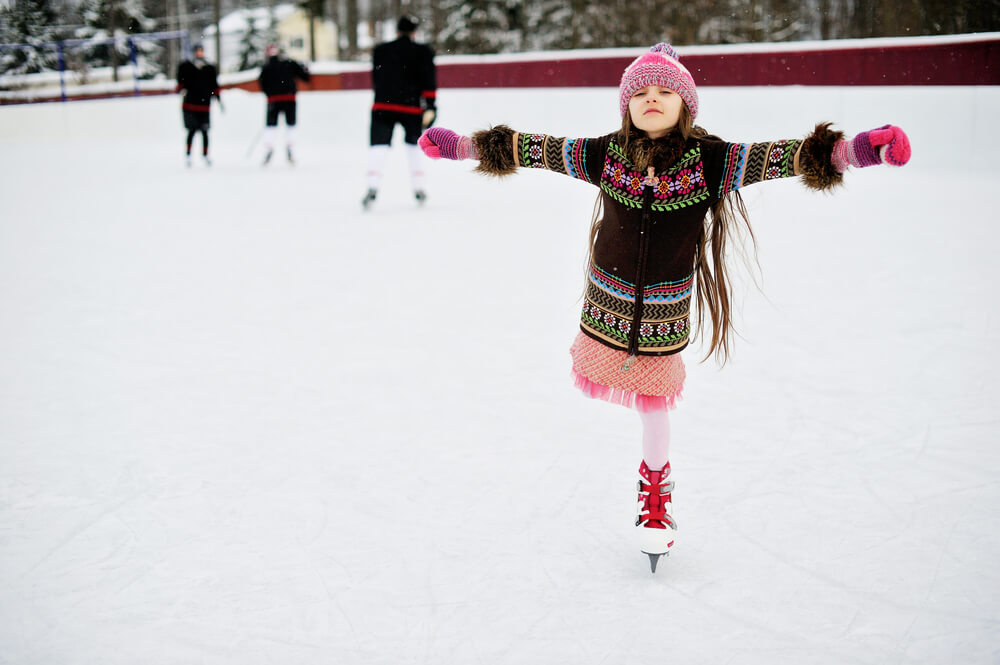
[618,43,699,120]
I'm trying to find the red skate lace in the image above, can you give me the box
[637,470,676,530]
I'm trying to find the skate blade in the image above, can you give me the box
[645,551,669,573]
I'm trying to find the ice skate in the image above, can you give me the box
[262,148,273,165]
[415,190,427,205]
[361,188,377,210]
[636,460,676,573]
[185,155,192,167]
[203,155,212,167]
[286,147,295,165]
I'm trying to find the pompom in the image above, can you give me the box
[649,42,679,60]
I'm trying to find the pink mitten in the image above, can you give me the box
[418,128,478,161]
[832,124,911,172]
[869,125,911,167]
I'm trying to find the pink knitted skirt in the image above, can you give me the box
[569,331,685,412]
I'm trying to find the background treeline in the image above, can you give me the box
[3,0,999,76]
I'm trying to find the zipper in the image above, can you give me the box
[623,167,657,371]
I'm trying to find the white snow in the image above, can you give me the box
[1,85,999,665]
[399,31,1000,64]
[203,3,298,35]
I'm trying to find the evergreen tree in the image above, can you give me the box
[0,0,62,75]
[238,9,279,71]
[519,0,573,52]
[437,0,520,54]
[75,0,163,78]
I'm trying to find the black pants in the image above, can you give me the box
[183,109,210,154]
[183,109,210,130]
[266,101,297,127]
[370,110,423,146]
[185,128,208,154]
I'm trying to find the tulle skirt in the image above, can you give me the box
[569,331,685,412]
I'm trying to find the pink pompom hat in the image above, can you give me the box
[618,43,699,120]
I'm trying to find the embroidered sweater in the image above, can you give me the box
[472,124,843,357]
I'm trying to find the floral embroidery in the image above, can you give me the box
[608,162,626,187]
[520,134,549,169]
[627,174,644,195]
[676,169,694,194]
[600,141,709,212]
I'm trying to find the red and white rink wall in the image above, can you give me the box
[258,32,1000,91]
[2,32,996,105]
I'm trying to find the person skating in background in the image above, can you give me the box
[362,15,437,209]
[257,43,311,166]
[418,43,911,572]
[176,43,221,167]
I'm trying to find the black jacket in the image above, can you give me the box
[176,59,219,111]
[372,36,436,114]
[258,57,311,102]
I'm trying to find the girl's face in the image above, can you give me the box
[628,85,684,139]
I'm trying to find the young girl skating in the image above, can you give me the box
[418,43,911,572]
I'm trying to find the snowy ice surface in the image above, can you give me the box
[1,85,999,665]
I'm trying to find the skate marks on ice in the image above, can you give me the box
[2,87,1000,664]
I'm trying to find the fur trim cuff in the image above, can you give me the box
[472,125,517,177]
[798,122,844,191]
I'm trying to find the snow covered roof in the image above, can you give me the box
[203,3,297,35]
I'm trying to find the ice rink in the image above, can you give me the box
[1,83,999,664]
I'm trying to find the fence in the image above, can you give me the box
[0,30,189,103]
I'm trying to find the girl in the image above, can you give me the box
[418,43,910,572]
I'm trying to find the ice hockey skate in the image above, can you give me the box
[636,460,676,573]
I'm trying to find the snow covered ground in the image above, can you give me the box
[1,85,998,665]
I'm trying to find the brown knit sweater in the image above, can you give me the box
[471,123,843,356]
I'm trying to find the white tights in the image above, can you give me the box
[638,408,671,471]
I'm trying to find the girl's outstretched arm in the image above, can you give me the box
[419,126,608,185]
[708,123,911,197]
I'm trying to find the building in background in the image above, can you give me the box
[200,3,337,73]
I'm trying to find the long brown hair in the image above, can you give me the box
[585,106,757,364]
